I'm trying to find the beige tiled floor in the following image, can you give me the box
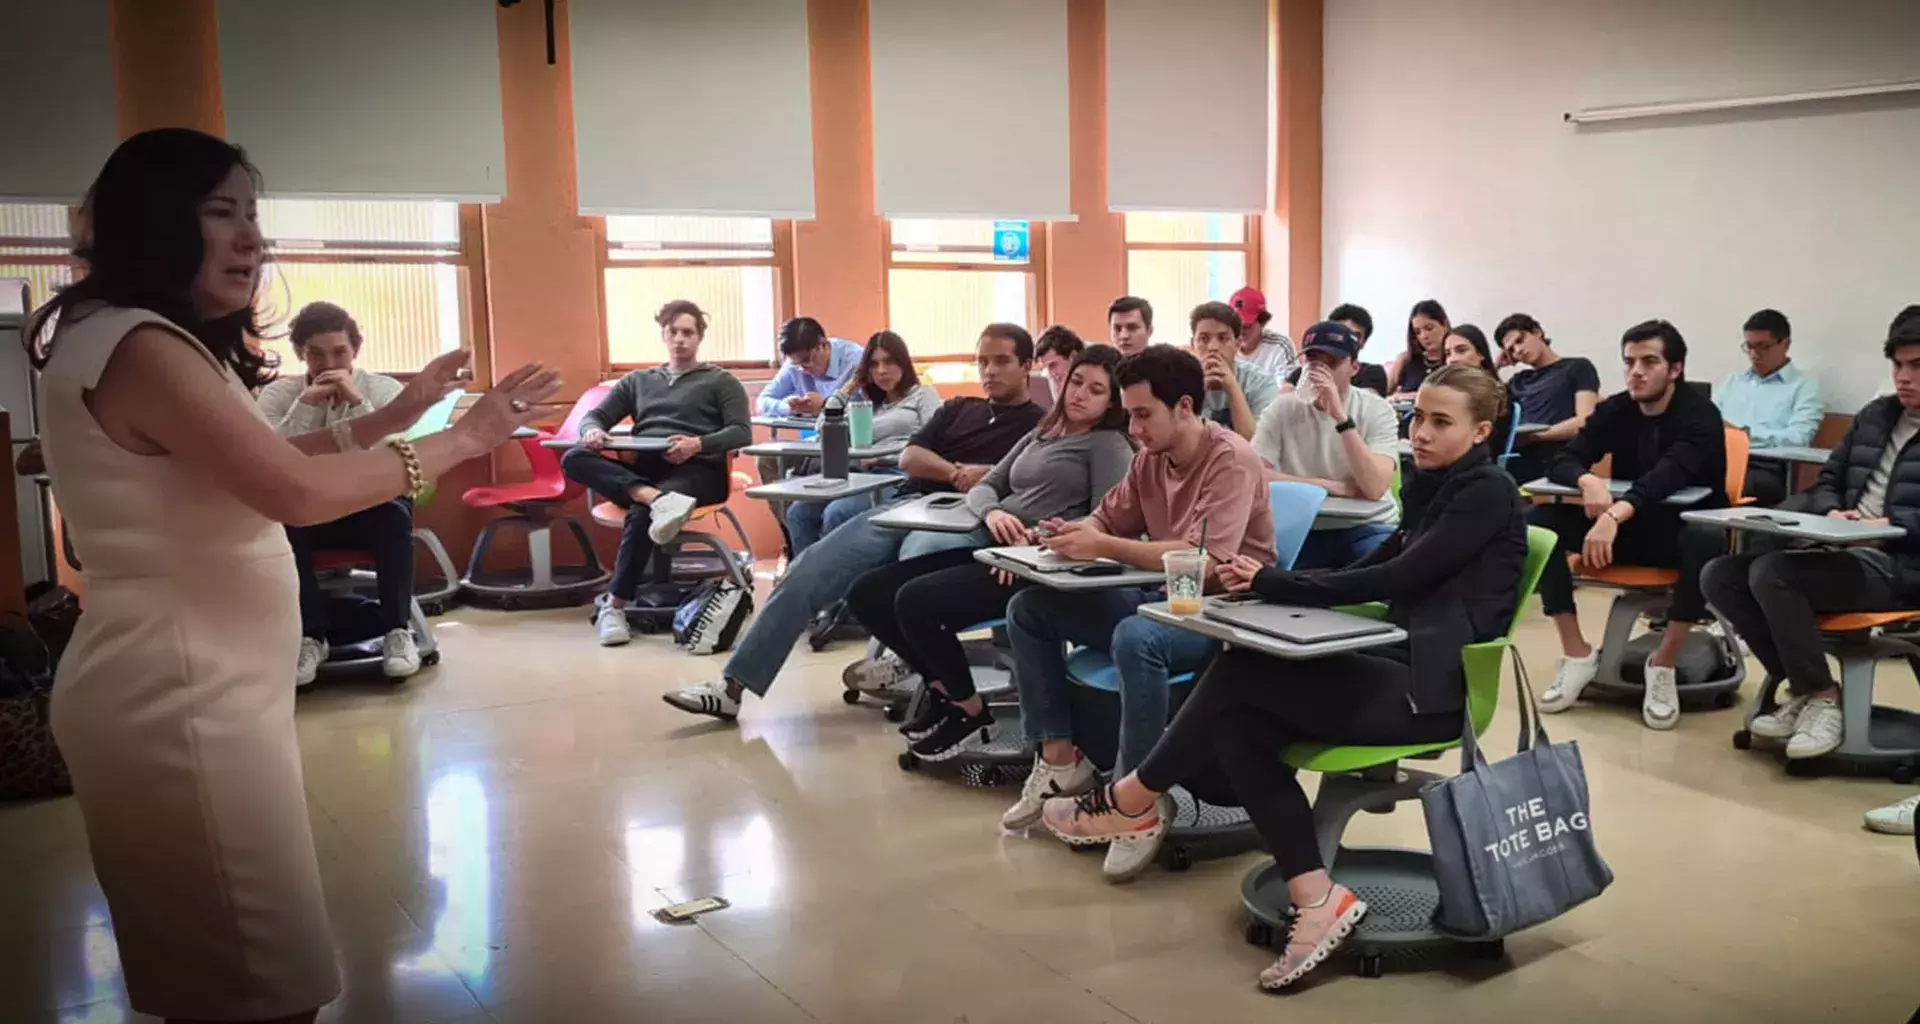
[3,588,1917,1023]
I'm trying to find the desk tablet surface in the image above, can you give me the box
[751,416,817,431]
[742,438,907,460]
[1316,496,1397,521]
[972,547,1165,590]
[870,493,982,533]
[1203,600,1400,644]
[1680,507,1905,543]
[1521,477,1711,506]
[1138,600,1408,659]
[1748,445,1832,465]
[540,437,670,452]
[744,472,898,502]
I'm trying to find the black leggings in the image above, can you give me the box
[844,547,1021,701]
[1136,645,1458,880]
[286,498,414,638]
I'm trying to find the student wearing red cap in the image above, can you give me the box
[1229,286,1297,379]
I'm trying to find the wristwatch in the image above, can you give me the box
[1334,417,1356,433]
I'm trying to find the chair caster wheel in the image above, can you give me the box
[841,688,863,706]
[1891,763,1915,785]
[1784,758,1822,778]
[1359,955,1383,979]
[884,703,907,723]
[1732,730,1751,750]
[1245,921,1274,947]
[897,751,921,772]
[1714,691,1738,710]
[421,650,441,667]
[499,598,522,612]
[1167,846,1192,872]
[1471,938,1505,960]
[420,600,446,618]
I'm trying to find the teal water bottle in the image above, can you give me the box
[848,389,874,448]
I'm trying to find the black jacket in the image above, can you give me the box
[1248,447,1527,715]
[1806,395,1920,595]
[1547,383,1727,513]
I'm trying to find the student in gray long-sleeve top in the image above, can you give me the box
[560,299,750,646]
[841,345,1136,760]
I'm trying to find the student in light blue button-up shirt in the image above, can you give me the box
[1717,308,1825,505]
[755,317,864,417]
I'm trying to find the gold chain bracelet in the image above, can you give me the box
[386,438,427,500]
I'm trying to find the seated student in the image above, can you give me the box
[1387,299,1450,397]
[1191,301,1280,439]
[1443,324,1514,450]
[1717,308,1823,507]
[1036,365,1526,989]
[1251,321,1400,569]
[1499,313,1601,483]
[755,317,862,417]
[663,326,1044,721]
[1228,286,1297,379]
[561,300,751,646]
[1701,320,1920,761]
[1108,295,1155,357]
[1034,324,1085,398]
[842,346,1135,759]
[1284,302,1390,397]
[255,301,416,683]
[1532,320,1728,730]
[1000,346,1276,881]
[785,331,943,554]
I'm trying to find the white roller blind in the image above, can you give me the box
[216,0,506,201]
[869,0,1071,221]
[1107,0,1269,213]
[570,0,815,218]
[0,0,117,203]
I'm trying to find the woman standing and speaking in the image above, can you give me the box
[27,128,559,1023]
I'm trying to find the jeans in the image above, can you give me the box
[844,547,1013,701]
[1701,548,1901,696]
[786,491,888,556]
[561,447,730,601]
[1529,502,1723,622]
[1295,521,1397,571]
[1135,645,1457,879]
[286,498,414,638]
[1007,586,1219,775]
[724,502,919,695]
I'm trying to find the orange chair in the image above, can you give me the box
[1572,426,1751,709]
[459,384,613,608]
[1733,610,1920,781]
[588,461,757,593]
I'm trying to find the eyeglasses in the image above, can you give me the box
[1741,340,1782,354]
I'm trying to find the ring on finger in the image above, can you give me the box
[510,399,530,413]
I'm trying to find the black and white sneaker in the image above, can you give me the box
[662,680,740,722]
[909,707,995,761]
[899,692,954,740]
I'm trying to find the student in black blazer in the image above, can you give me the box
[1032,364,1527,992]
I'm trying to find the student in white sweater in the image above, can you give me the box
[786,330,943,553]
[253,302,420,685]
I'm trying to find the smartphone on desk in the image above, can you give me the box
[1069,563,1126,577]
[802,478,846,491]
[928,494,966,509]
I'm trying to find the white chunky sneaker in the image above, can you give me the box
[662,679,741,722]
[1001,754,1096,831]
[1538,650,1600,713]
[1784,696,1842,759]
[596,604,632,647]
[647,491,699,545]
[1750,693,1811,740]
[1863,794,1918,835]
[844,650,915,695]
[296,637,327,689]
[1642,662,1680,731]
[381,628,422,678]
[1097,793,1174,884]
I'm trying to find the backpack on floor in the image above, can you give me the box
[1619,627,1737,685]
[674,578,753,655]
[0,612,73,801]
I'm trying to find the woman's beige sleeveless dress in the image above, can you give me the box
[39,306,340,1019]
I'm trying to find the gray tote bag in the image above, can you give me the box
[1420,657,1613,939]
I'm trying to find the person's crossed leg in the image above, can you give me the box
[561,447,720,646]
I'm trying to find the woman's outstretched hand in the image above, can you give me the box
[396,348,474,416]
[1216,553,1264,593]
[451,363,563,455]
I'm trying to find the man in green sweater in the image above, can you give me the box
[561,299,751,646]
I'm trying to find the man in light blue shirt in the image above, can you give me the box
[1718,308,1824,505]
[755,317,863,417]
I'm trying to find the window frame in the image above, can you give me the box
[596,217,797,374]
[1121,213,1262,327]
[882,218,1050,363]
[0,204,83,308]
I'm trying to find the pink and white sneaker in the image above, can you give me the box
[1258,883,1368,991]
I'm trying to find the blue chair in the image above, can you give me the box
[1495,401,1523,469]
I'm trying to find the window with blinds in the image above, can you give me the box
[0,203,77,310]
[602,216,791,368]
[887,219,1042,360]
[1123,212,1257,332]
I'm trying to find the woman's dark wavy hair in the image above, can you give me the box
[25,128,276,388]
[1036,343,1128,437]
[1446,323,1493,368]
[1405,298,1451,363]
[852,330,921,405]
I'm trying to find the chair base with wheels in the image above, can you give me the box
[1568,565,1745,710]
[1732,611,1920,783]
[859,623,1013,721]
[461,506,609,610]
[412,527,460,616]
[310,551,440,680]
[895,621,1027,782]
[586,473,756,633]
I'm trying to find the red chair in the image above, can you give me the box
[459,384,612,608]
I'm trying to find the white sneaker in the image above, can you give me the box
[381,628,421,678]
[1863,794,1919,835]
[1784,696,1842,759]
[843,651,916,695]
[1642,662,1680,731]
[296,637,327,688]
[1538,651,1600,713]
[1001,754,1096,831]
[596,604,632,647]
[663,679,741,722]
[1101,793,1174,884]
[647,491,699,545]
[1750,693,1812,740]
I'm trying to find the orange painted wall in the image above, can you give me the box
[793,0,888,340]
[1266,0,1324,339]
[108,0,222,136]
[1047,0,1128,336]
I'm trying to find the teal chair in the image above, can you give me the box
[1240,525,1555,977]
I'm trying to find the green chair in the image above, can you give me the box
[1240,525,1555,977]
[405,391,464,614]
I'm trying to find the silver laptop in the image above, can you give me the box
[984,545,1106,573]
[1203,600,1398,645]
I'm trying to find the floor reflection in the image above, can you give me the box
[412,770,492,979]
